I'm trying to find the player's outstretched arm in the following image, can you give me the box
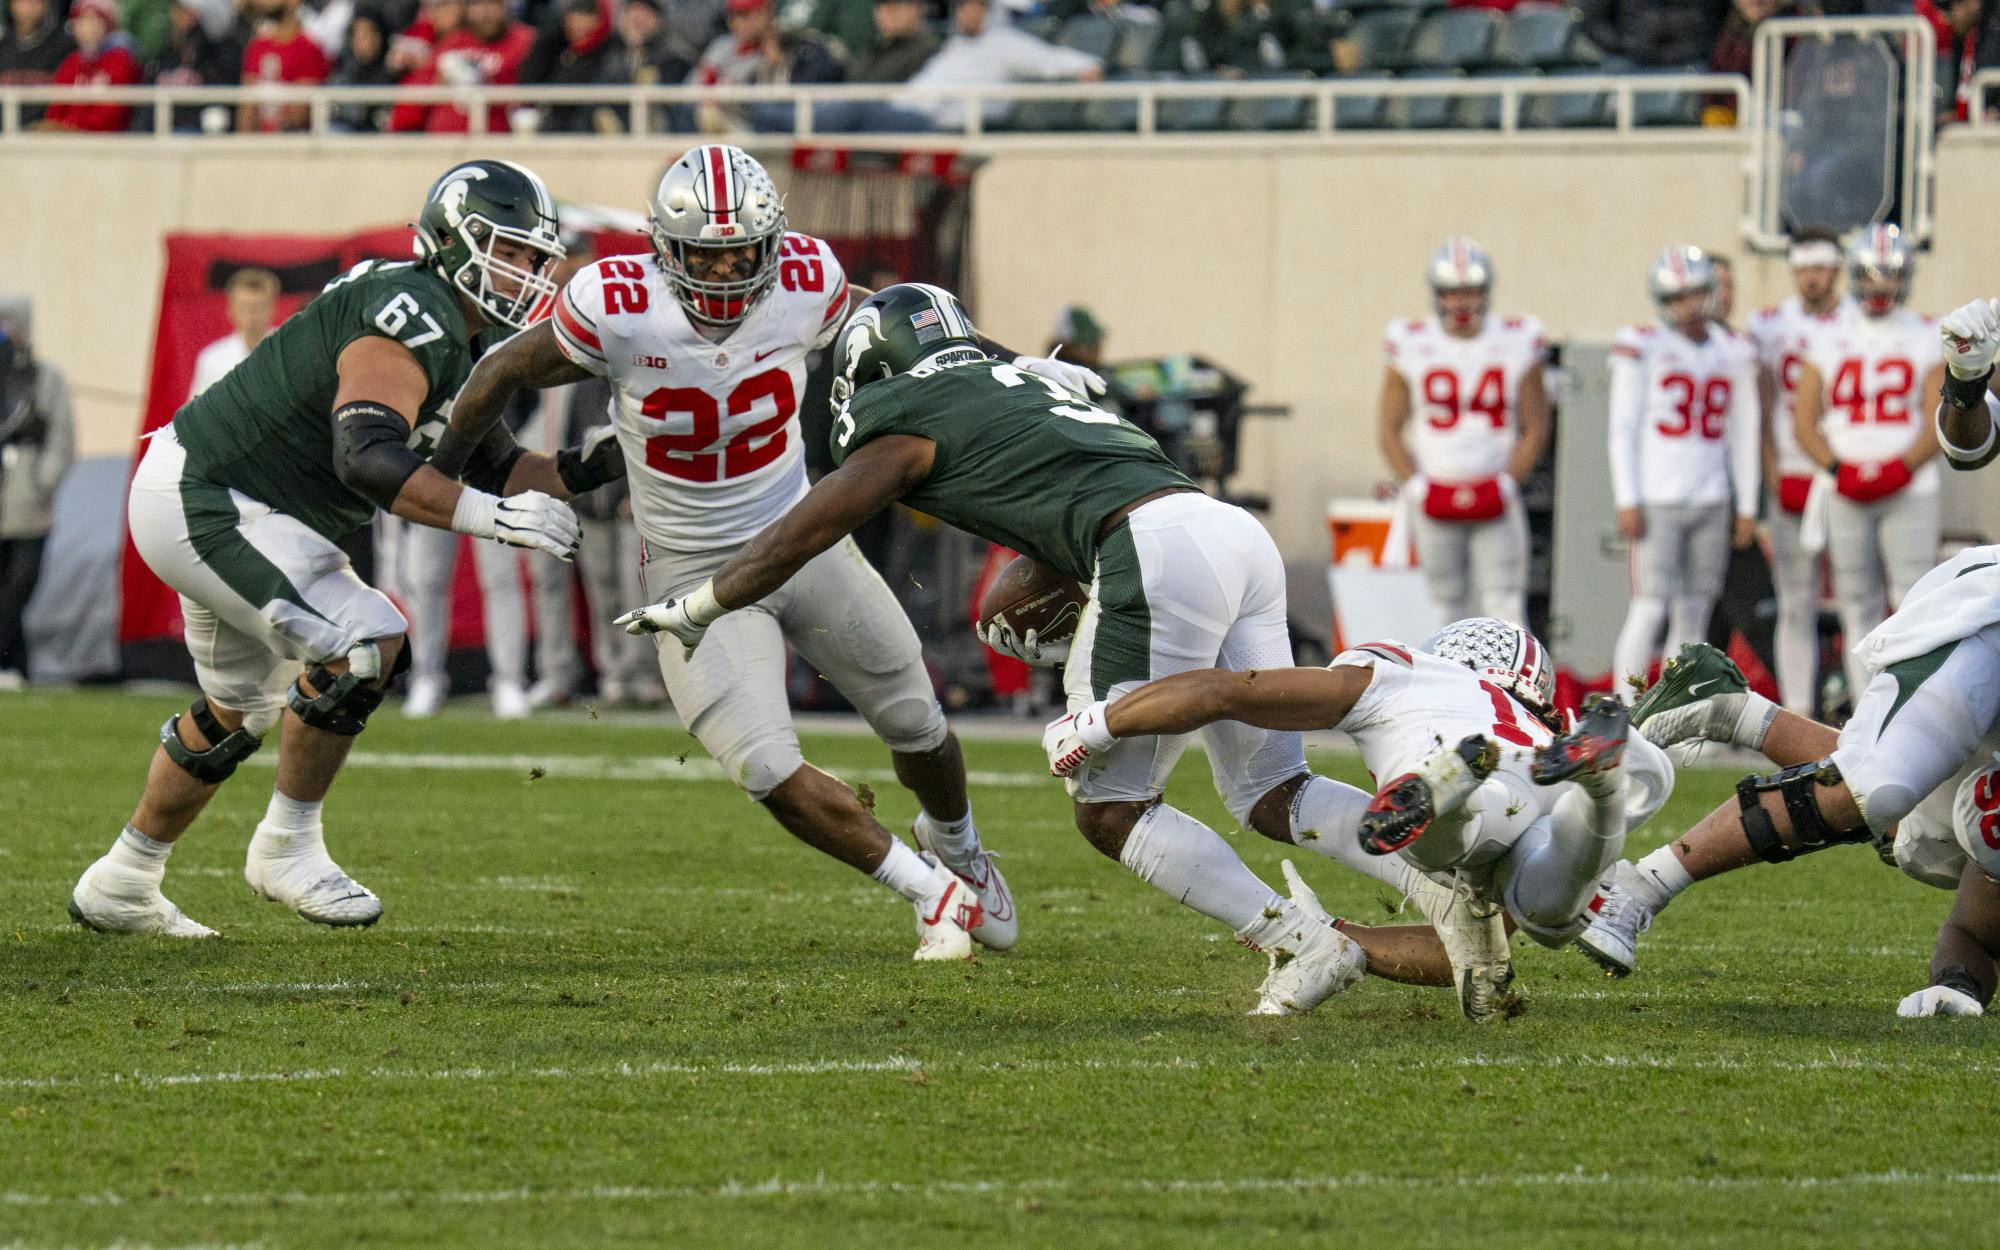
[1046,667,1371,777]
[1900,863,2000,1017]
[434,320,592,476]
[1938,297,2000,468]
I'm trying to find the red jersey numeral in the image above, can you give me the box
[599,258,649,316]
[1479,680,1538,748]
[1778,352,1802,396]
[1829,357,1915,425]
[778,234,824,293]
[1420,366,1506,430]
[1656,374,1730,439]
[1974,770,2000,851]
[638,368,795,483]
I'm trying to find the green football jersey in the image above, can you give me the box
[831,359,1195,583]
[172,260,476,540]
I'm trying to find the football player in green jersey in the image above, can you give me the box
[70,159,626,938]
[618,284,1419,1014]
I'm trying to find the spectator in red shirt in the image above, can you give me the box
[239,0,329,132]
[40,0,142,132]
[388,0,533,133]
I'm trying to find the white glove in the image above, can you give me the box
[613,578,725,655]
[1043,700,1113,777]
[452,488,580,561]
[1015,352,1107,399]
[1940,298,2000,380]
[1896,984,1985,1018]
[979,617,1070,667]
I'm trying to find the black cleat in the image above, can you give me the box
[1532,694,1630,785]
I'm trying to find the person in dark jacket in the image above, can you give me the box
[0,0,76,122]
[327,5,399,130]
[602,0,692,130]
[145,0,244,131]
[849,0,937,82]
[523,0,620,132]
[1580,0,1729,66]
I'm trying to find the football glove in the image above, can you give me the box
[1896,984,1985,1018]
[1015,352,1107,400]
[979,618,1070,667]
[1940,298,2000,381]
[614,580,724,654]
[453,488,581,561]
[1043,700,1113,777]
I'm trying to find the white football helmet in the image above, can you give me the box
[1426,236,1491,333]
[1422,617,1557,723]
[648,144,787,328]
[1647,244,1714,305]
[1847,223,1913,318]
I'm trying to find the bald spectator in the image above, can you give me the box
[189,269,280,401]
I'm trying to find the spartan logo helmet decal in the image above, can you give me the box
[842,305,885,384]
[435,165,491,230]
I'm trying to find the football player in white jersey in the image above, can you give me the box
[1608,245,1761,697]
[1791,225,1944,702]
[435,146,1105,962]
[1746,231,1852,715]
[1044,618,1676,1020]
[1377,237,1550,627]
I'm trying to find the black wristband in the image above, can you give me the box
[1935,965,1987,1004]
[1942,367,1994,412]
[556,439,628,495]
[430,425,480,479]
[331,401,423,508]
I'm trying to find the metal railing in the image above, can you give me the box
[0,73,1751,143]
[1967,67,2000,125]
[1745,16,1935,250]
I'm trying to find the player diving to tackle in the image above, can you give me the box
[434,147,1101,961]
[615,282,1517,1016]
[71,160,627,936]
[1043,618,1677,1018]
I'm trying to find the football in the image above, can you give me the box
[977,555,1088,648]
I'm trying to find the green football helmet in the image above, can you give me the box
[830,283,986,412]
[414,159,564,330]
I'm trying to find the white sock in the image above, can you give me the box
[1119,804,1282,930]
[1731,691,1781,752]
[1287,775,1423,892]
[1630,844,1695,912]
[871,838,946,906]
[915,807,979,866]
[262,791,324,833]
[114,824,173,864]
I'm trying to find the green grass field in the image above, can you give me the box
[4,689,1998,1249]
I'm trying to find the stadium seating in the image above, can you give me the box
[1398,8,1501,71]
[1223,73,1316,131]
[1351,10,1422,72]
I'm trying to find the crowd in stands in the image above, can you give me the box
[1,0,1997,132]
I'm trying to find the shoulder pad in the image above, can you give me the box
[1352,641,1414,667]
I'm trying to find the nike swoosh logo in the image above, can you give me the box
[753,347,784,362]
[1688,679,1719,696]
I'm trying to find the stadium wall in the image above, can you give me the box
[9,131,2000,563]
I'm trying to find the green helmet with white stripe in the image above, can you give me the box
[414,159,565,331]
[831,284,985,411]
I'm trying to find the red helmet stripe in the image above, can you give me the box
[707,146,732,226]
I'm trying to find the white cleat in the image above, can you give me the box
[912,862,982,962]
[525,678,573,710]
[68,854,217,938]
[490,680,531,721]
[1247,903,1367,1016]
[912,826,1017,952]
[1407,873,1513,1024]
[1575,860,1652,978]
[403,675,446,719]
[244,832,382,928]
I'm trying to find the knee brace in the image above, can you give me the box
[287,641,410,736]
[1735,758,1872,863]
[159,697,264,783]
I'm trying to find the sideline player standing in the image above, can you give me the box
[1376,237,1549,627]
[617,284,1434,1015]
[1745,231,1851,715]
[1791,225,1944,702]
[70,160,622,936]
[1609,245,1760,696]
[439,147,1105,960]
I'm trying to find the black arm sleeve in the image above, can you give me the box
[975,331,1020,362]
[331,402,425,508]
[461,422,527,495]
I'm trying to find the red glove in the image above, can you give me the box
[1834,459,1913,504]
[1776,474,1814,515]
[1422,477,1506,522]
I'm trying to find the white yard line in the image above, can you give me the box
[2,1050,1986,1094]
[3,1169,1996,1211]
[244,751,1049,788]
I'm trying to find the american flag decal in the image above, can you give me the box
[909,308,942,331]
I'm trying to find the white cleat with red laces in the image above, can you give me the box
[913,823,1017,952]
[912,860,983,962]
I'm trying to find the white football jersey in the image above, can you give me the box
[1384,313,1547,482]
[1806,307,1942,495]
[1330,641,1554,785]
[1747,295,1852,480]
[1607,322,1760,514]
[551,234,851,550]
